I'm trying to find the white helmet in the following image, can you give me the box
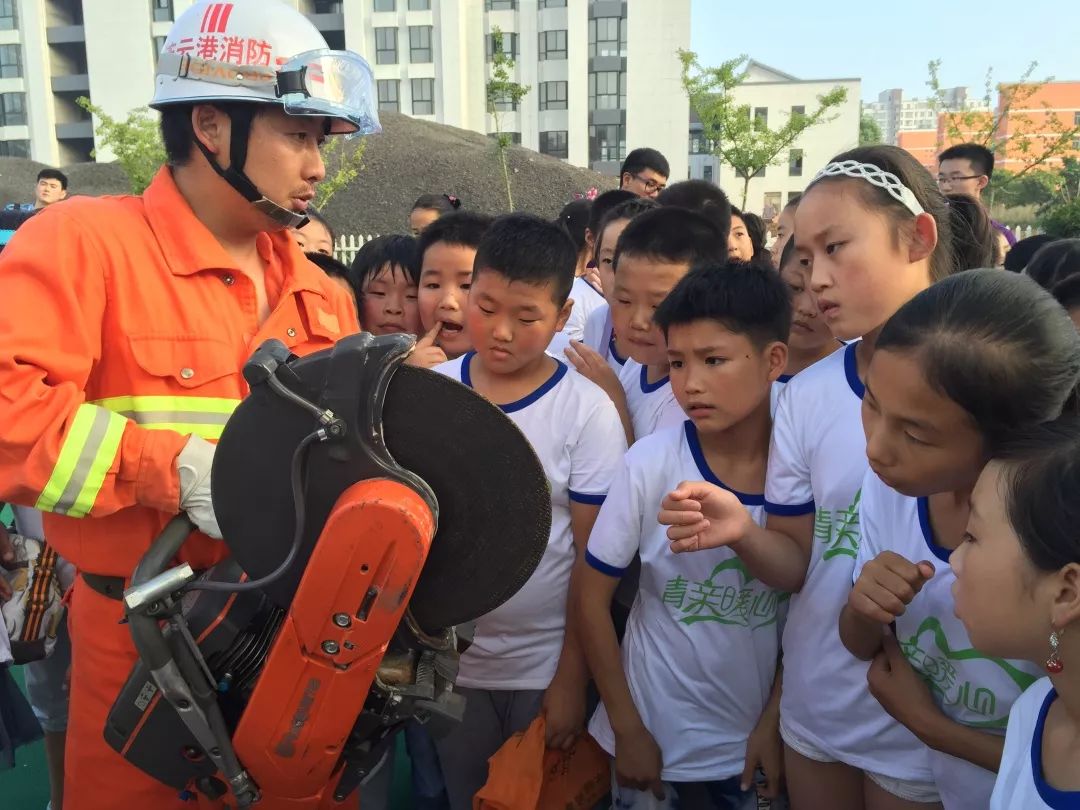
[151,0,380,227]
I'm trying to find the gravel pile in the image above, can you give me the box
[0,112,617,235]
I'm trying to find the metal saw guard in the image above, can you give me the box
[109,333,552,808]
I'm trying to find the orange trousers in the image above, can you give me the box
[65,578,225,810]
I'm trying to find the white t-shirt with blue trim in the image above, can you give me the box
[560,276,608,344]
[770,374,793,416]
[992,677,1079,809]
[585,421,780,781]
[766,342,931,780]
[582,303,627,376]
[434,352,627,690]
[618,359,685,443]
[856,472,1043,807]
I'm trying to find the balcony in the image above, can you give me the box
[46,25,86,45]
[56,120,93,140]
[51,74,89,93]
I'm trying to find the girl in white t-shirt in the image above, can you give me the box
[947,417,1080,808]
[839,270,1080,809]
[659,145,959,810]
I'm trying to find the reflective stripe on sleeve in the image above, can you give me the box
[35,404,128,517]
[94,395,240,441]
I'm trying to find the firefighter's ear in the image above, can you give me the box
[190,104,230,160]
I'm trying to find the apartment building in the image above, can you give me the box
[0,0,691,178]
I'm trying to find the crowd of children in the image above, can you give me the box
[4,136,1080,810]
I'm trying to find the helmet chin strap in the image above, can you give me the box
[193,105,309,230]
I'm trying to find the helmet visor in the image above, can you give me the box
[277,49,381,138]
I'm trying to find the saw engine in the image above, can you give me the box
[102,333,552,808]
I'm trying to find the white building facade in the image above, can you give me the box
[0,0,690,177]
[688,61,861,219]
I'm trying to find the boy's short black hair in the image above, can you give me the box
[613,207,725,270]
[620,148,670,180]
[657,180,732,240]
[594,198,659,254]
[302,207,336,243]
[37,168,68,190]
[473,213,577,306]
[415,211,495,268]
[587,189,637,235]
[654,261,793,349]
[1052,274,1080,313]
[938,143,995,180]
[351,234,420,287]
[1004,233,1056,272]
[557,199,591,253]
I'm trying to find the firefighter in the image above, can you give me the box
[0,1,379,806]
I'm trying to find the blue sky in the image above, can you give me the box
[690,0,1078,102]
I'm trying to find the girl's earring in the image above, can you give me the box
[1047,629,1065,674]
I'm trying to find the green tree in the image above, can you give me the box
[486,28,530,211]
[928,60,1080,185]
[77,97,166,194]
[680,51,849,208]
[859,114,883,146]
[315,135,367,208]
[1038,198,1080,238]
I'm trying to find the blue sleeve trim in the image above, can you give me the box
[764,499,816,517]
[569,489,606,505]
[585,549,627,578]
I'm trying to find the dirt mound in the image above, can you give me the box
[0,112,616,234]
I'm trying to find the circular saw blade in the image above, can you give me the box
[213,359,551,631]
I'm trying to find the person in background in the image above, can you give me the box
[943,193,999,269]
[770,195,800,267]
[951,417,1080,809]
[1003,233,1055,272]
[728,209,756,262]
[350,234,421,338]
[291,207,335,255]
[937,143,1016,255]
[410,193,462,236]
[657,180,733,241]
[553,199,605,347]
[740,211,771,265]
[5,169,69,213]
[584,189,637,265]
[619,148,670,199]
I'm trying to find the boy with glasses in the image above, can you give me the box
[620,148,670,199]
[937,143,1016,254]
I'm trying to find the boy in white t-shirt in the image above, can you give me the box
[578,262,791,809]
[433,214,627,810]
[607,206,726,443]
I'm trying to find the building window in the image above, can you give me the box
[0,139,29,157]
[409,25,432,63]
[377,79,399,112]
[0,44,20,79]
[589,71,625,111]
[539,130,568,159]
[538,30,567,61]
[151,0,173,22]
[486,32,518,61]
[589,124,625,163]
[791,105,805,118]
[408,0,431,8]
[412,78,435,115]
[374,0,395,11]
[539,0,567,6]
[589,17,625,58]
[0,93,26,127]
[314,1,344,11]
[490,90,518,112]
[153,35,167,64]
[689,133,712,155]
[703,165,713,182]
[486,0,517,9]
[789,149,804,177]
[0,0,16,30]
[754,107,768,128]
[538,81,567,111]
[375,28,398,64]
[489,131,521,145]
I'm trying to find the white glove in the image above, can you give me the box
[177,436,222,539]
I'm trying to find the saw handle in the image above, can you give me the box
[127,514,195,668]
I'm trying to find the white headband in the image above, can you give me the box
[811,160,926,217]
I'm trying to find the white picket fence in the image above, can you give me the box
[1006,224,1041,241]
[334,233,381,265]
